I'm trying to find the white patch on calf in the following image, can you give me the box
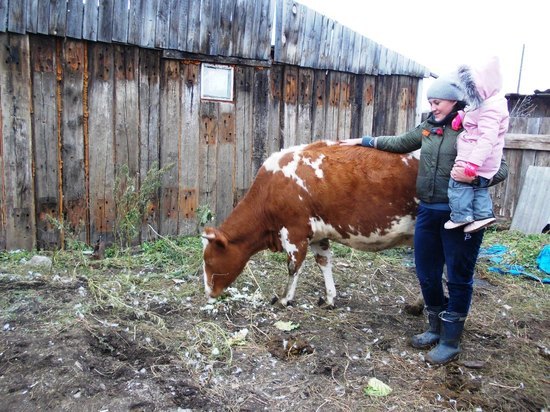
[203,261,213,297]
[309,215,415,251]
[262,144,327,192]
[302,154,325,178]
[401,153,420,166]
[201,235,212,296]
[279,227,298,263]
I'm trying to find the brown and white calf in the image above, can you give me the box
[202,140,419,306]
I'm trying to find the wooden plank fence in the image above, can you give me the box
[491,117,550,220]
[0,0,433,250]
[0,32,421,250]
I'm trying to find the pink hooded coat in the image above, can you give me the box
[455,57,509,179]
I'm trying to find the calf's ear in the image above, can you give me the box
[202,227,228,249]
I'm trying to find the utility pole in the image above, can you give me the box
[517,44,525,94]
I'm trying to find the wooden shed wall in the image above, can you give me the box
[0,33,420,250]
[0,0,429,77]
[490,117,550,220]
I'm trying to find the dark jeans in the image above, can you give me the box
[414,204,484,314]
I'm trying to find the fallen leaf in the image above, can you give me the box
[364,377,393,397]
[274,321,299,331]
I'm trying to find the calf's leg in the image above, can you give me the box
[310,239,336,307]
[279,243,308,306]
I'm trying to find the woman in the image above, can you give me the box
[340,75,508,364]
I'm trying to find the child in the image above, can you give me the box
[444,57,510,233]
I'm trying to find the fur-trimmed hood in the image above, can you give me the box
[457,56,503,110]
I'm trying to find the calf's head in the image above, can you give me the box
[202,227,247,298]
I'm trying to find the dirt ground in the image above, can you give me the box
[1,241,549,412]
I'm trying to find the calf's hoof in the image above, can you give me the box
[317,296,336,309]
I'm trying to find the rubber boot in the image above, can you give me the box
[425,311,467,365]
[410,305,445,349]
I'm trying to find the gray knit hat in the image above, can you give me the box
[427,76,464,101]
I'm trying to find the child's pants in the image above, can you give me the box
[448,177,494,223]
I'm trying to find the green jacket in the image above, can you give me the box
[373,115,508,204]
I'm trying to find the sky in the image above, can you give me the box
[296,0,549,109]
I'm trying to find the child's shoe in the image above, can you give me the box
[464,217,496,233]
[444,220,469,230]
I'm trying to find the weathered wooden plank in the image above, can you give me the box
[283,0,302,65]
[209,0,221,56]
[154,0,169,48]
[215,102,235,223]
[252,67,269,171]
[8,0,26,33]
[97,0,114,43]
[66,0,84,39]
[535,119,550,167]
[374,75,399,135]
[127,0,142,46]
[197,0,217,54]
[317,16,332,69]
[266,65,283,157]
[327,22,343,72]
[175,0,190,51]
[61,39,87,243]
[49,0,67,37]
[281,65,298,147]
[359,75,375,136]
[273,0,283,62]
[350,73,362,139]
[337,25,350,72]
[298,6,315,68]
[230,0,247,58]
[159,59,181,236]
[36,0,50,34]
[88,42,115,242]
[325,71,340,140]
[336,72,351,139]
[179,62,200,234]
[198,101,218,225]
[138,49,161,240]
[0,93,4,248]
[504,134,550,151]
[31,36,60,249]
[245,0,262,59]
[0,0,7,32]
[239,0,257,59]
[82,0,98,41]
[304,8,321,68]
[185,0,201,52]
[296,68,313,144]
[510,166,550,234]
[349,32,362,73]
[218,0,235,56]
[113,45,139,244]
[167,0,181,49]
[114,45,139,176]
[140,0,158,49]
[26,0,39,33]
[0,34,36,249]
[234,65,253,202]
[256,0,274,61]
[112,0,129,43]
[502,149,522,219]
[395,75,410,134]
[311,69,327,141]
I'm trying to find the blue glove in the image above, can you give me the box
[361,136,375,147]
